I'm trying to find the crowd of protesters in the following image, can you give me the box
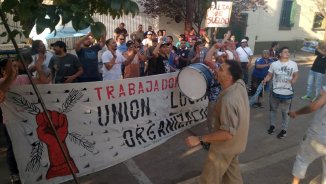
[0,21,325,184]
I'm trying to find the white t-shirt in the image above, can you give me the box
[142,39,152,47]
[307,86,326,139]
[29,51,53,76]
[225,50,234,60]
[236,46,253,62]
[98,46,108,74]
[268,60,298,95]
[102,50,126,81]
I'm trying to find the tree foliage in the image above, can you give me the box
[314,0,326,16]
[138,0,267,32]
[0,0,139,40]
[314,0,326,41]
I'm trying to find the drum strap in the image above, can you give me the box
[272,86,294,112]
[241,47,250,59]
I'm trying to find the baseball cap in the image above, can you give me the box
[160,42,169,48]
[147,31,153,35]
[241,39,248,43]
[126,40,134,47]
[50,41,67,48]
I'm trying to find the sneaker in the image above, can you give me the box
[267,125,275,134]
[257,102,264,108]
[252,103,259,108]
[277,130,287,139]
[301,95,311,100]
[10,174,20,184]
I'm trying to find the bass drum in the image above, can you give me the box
[177,63,213,100]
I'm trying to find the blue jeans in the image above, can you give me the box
[269,95,291,131]
[306,70,325,97]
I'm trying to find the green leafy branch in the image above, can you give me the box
[0,0,139,40]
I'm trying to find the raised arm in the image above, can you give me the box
[98,32,106,48]
[75,32,92,52]
[153,42,161,58]
[0,62,16,92]
[204,44,222,71]
[34,57,51,84]
[123,50,137,66]
[0,61,17,102]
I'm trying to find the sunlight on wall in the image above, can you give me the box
[246,0,324,44]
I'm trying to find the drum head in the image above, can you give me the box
[177,67,207,100]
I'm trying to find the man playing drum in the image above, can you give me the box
[185,60,249,184]
[203,43,225,132]
[203,31,230,133]
[262,47,299,139]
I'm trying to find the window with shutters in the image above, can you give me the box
[312,13,326,31]
[279,0,296,30]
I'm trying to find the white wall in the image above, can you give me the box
[246,0,324,50]
[157,16,184,43]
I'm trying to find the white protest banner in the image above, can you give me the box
[206,1,233,27]
[1,72,207,184]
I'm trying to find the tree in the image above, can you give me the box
[0,0,139,40]
[314,0,326,41]
[139,0,267,34]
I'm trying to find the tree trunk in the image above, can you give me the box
[185,0,195,33]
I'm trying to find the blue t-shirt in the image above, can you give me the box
[252,57,274,79]
[168,52,178,68]
[76,44,102,80]
[207,78,221,102]
[117,43,128,53]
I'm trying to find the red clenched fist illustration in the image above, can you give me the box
[36,111,79,179]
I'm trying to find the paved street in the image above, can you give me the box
[0,52,323,184]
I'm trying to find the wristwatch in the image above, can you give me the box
[198,136,204,144]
